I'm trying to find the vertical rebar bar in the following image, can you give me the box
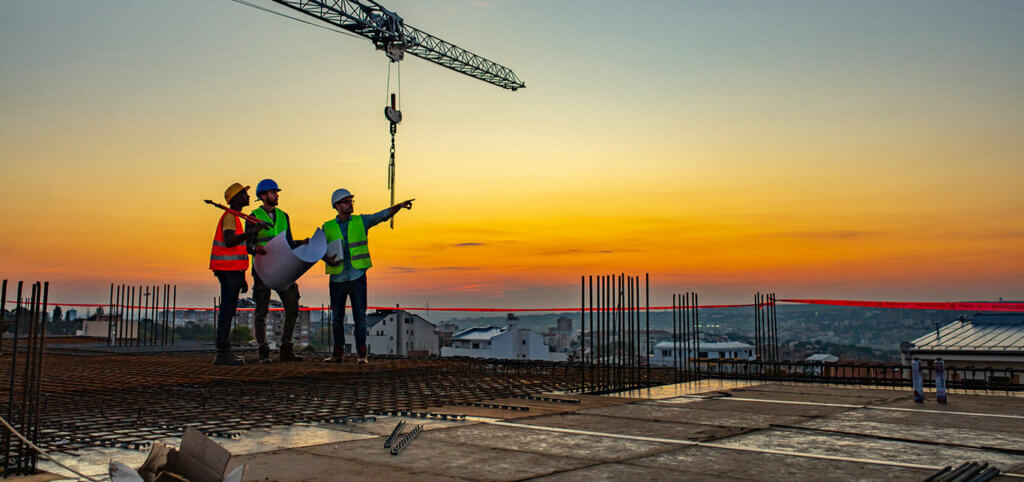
[32,282,48,471]
[172,285,177,345]
[626,277,631,388]
[772,293,779,362]
[645,273,650,387]
[694,292,701,378]
[107,283,114,345]
[17,283,38,468]
[588,275,594,391]
[683,292,690,375]
[672,293,678,382]
[580,275,585,392]
[115,284,122,346]
[4,281,23,473]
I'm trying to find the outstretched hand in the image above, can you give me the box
[399,199,414,209]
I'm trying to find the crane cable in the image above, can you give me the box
[385,61,402,228]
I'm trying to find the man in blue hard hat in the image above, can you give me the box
[246,178,309,363]
[321,188,413,364]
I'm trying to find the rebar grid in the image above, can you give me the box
[0,351,683,456]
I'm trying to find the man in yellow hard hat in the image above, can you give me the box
[209,183,262,366]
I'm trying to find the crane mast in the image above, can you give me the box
[268,0,526,90]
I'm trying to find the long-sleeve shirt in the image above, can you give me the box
[329,208,391,282]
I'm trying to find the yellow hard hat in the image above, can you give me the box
[224,183,250,203]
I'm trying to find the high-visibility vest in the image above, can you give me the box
[322,215,372,274]
[209,213,249,271]
[252,207,289,246]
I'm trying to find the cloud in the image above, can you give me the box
[454,242,485,247]
[390,266,478,273]
[540,249,616,256]
[453,283,492,293]
[760,230,880,239]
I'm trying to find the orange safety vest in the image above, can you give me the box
[209,212,249,271]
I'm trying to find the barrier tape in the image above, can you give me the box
[33,299,1023,312]
[778,298,1024,313]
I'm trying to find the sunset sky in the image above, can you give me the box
[1,1,1021,310]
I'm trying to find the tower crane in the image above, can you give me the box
[241,0,526,226]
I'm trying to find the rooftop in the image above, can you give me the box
[452,325,509,341]
[653,341,754,350]
[908,313,1024,353]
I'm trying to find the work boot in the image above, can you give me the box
[356,345,369,365]
[213,351,245,366]
[279,343,304,362]
[257,344,273,364]
[323,345,345,363]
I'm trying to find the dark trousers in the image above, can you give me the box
[252,270,301,347]
[329,275,367,351]
[214,270,245,352]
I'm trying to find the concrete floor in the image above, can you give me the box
[40,382,1024,481]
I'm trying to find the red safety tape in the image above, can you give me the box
[40,302,751,312]
[39,300,1023,312]
[779,298,1024,312]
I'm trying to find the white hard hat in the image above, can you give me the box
[331,188,353,206]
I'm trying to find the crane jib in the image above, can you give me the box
[269,0,525,90]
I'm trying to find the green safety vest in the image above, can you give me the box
[322,215,372,274]
[252,207,289,246]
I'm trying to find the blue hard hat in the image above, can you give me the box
[256,179,280,196]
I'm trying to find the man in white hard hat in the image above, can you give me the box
[321,188,413,363]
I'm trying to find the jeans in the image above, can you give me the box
[329,274,367,351]
[214,270,245,352]
[252,270,301,347]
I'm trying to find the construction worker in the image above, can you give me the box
[322,188,413,364]
[246,178,309,363]
[210,183,262,366]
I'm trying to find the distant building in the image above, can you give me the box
[544,316,578,357]
[805,353,839,363]
[66,309,78,321]
[901,313,1024,383]
[555,316,573,333]
[651,341,754,366]
[442,324,567,361]
[365,310,440,356]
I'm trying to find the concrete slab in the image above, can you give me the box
[216,424,377,455]
[40,445,156,479]
[428,404,560,419]
[738,383,909,401]
[582,402,813,428]
[796,408,1024,451]
[421,422,678,462]
[606,379,764,400]
[629,445,936,481]
[714,427,1024,471]
[723,385,900,405]
[227,448,466,481]
[511,413,749,441]
[301,434,597,481]
[532,461,730,481]
[875,394,1024,417]
[329,416,475,437]
[663,398,855,417]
